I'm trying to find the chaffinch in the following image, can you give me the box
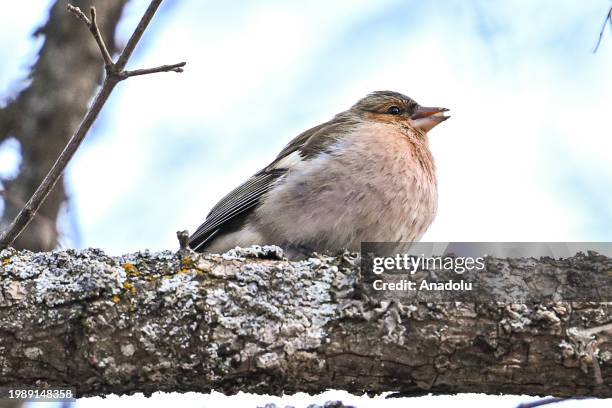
[189,91,449,258]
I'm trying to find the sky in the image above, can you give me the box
[2,0,612,407]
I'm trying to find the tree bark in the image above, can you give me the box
[0,246,610,398]
[0,0,129,252]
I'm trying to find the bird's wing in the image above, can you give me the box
[189,115,360,251]
[271,114,358,164]
[189,169,285,250]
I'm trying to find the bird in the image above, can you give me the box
[189,91,449,258]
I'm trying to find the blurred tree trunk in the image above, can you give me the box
[0,401,25,408]
[0,0,129,252]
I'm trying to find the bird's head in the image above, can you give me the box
[351,90,449,133]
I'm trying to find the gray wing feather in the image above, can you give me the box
[189,170,285,250]
[189,115,359,251]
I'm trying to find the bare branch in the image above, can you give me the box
[116,0,164,70]
[516,397,591,408]
[0,1,186,251]
[0,190,57,235]
[176,229,190,250]
[0,1,129,252]
[516,398,570,408]
[66,3,90,26]
[0,84,116,250]
[0,247,610,398]
[121,62,186,78]
[66,5,114,68]
[593,5,612,53]
[89,7,115,68]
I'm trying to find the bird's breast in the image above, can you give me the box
[334,123,438,241]
[255,122,438,250]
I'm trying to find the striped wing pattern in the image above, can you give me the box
[188,115,358,252]
[188,170,285,251]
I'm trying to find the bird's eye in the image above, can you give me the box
[387,106,403,115]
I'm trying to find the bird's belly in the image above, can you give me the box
[255,146,437,251]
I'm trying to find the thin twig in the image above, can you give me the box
[116,0,164,70]
[89,7,114,68]
[66,4,90,25]
[66,4,113,67]
[593,5,612,53]
[176,230,190,251]
[516,397,590,408]
[0,1,185,250]
[121,62,186,78]
[0,190,57,232]
[66,2,185,79]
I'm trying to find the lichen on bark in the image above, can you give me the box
[0,246,610,398]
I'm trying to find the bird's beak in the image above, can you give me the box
[411,106,450,132]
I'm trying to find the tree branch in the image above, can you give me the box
[121,62,186,78]
[0,246,610,398]
[0,1,185,251]
[115,0,163,70]
[0,0,130,252]
[66,5,114,68]
[594,5,612,53]
[0,190,57,236]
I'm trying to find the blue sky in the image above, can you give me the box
[3,1,612,407]
[2,0,612,255]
